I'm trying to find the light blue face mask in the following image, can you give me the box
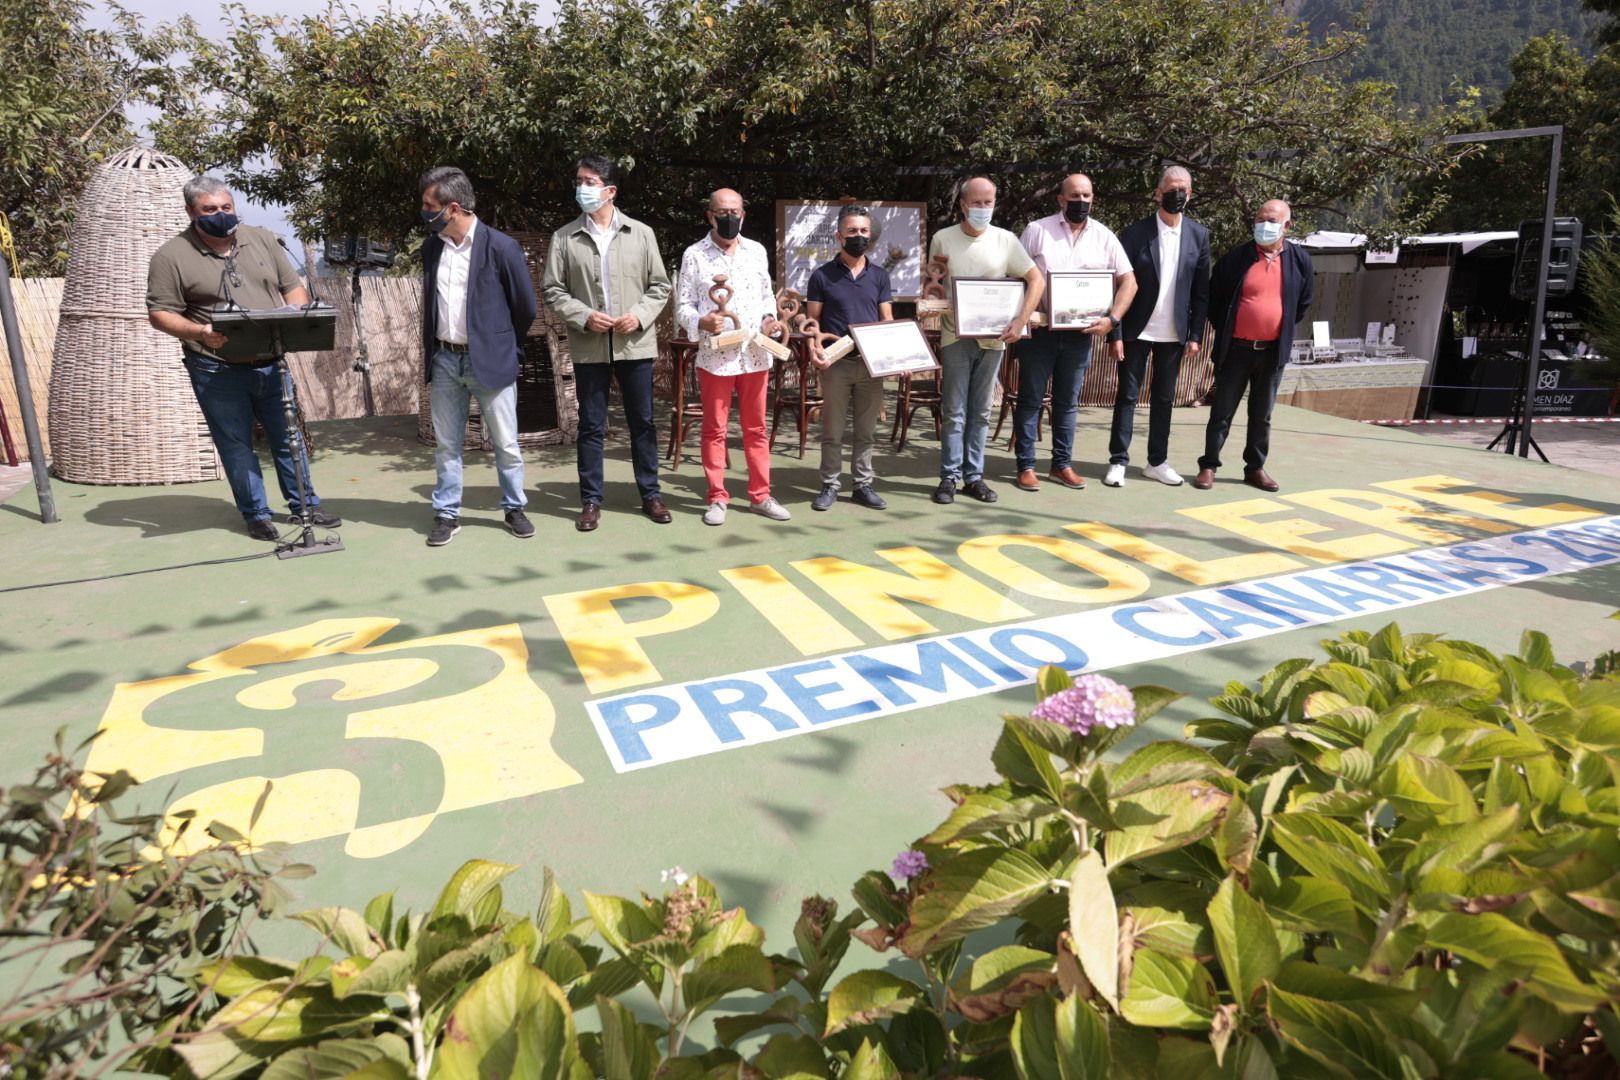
[965,206,994,229]
[1253,220,1285,246]
[576,185,609,214]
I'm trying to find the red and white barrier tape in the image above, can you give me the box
[1363,416,1620,426]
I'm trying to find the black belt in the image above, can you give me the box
[438,339,470,354]
[1229,337,1278,351]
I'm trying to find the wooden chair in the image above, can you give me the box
[993,343,1051,449]
[665,339,712,467]
[769,335,824,457]
[891,372,943,450]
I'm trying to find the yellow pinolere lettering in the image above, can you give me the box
[1373,474,1600,527]
[721,565,864,656]
[1065,521,1303,586]
[545,581,721,694]
[956,534,1150,604]
[791,547,1033,640]
[1179,497,1414,564]
[1283,488,1516,545]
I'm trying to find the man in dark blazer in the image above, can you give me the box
[1192,198,1314,493]
[1107,166,1211,489]
[419,166,539,547]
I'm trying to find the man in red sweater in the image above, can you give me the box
[1192,199,1314,492]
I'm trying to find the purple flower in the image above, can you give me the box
[1031,674,1136,736]
[891,849,930,882]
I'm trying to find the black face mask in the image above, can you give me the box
[713,213,741,240]
[842,235,870,258]
[421,207,450,233]
[1161,190,1189,214]
[1063,199,1091,224]
[195,211,239,238]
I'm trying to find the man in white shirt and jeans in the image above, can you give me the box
[1015,174,1136,493]
[675,188,790,525]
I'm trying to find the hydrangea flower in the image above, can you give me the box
[1031,674,1136,735]
[890,849,930,882]
[660,866,690,886]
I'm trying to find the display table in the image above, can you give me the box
[1276,357,1427,421]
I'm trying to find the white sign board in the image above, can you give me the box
[776,200,927,301]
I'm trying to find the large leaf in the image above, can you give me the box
[899,848,1053,956]
[1109,742,1224,796]
[436,954,576,1080]
[924,789,1058,844]
[1267,987,1414,1079]
[993,722,1066,801]
[1268,813,1392,914]
[682,943,778,1014]
[596,994,659,1080]
[212,985,390,1043]
[1381,753,1479,825]
[1425,912,1608,1011]
[948,946,1057,1023]
[261,1035,411,1080]
[1011,994,1109,1080]
[755,1033,830,1079]
[842,1038,900,1080]
[1119,947,1215,1030]
[1207,876,1280,1007]
[581,891,664,990]
[293,907,381,960]
[330,950,412,999]
[430,859,518,927]
[1106,781,1231,868]
[1068,850,1119,1011]
[824,970,925,1036]
[197,955,297,997]
[1258,876,1364,941]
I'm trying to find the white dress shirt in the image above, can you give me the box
[585,210,620,313]
[434,216,478,345]
[676,233,775,375]
[1019,213,1131,275]
[1141,214,1183,343]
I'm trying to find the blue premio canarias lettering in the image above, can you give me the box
[1113,605,1215,646]
[845,641,995,707]
[1180,597,1285,639]
[596,693,683,765]
[768,661,881,725]
[1298,575,1397,611]
[687,679,799,743]
[1218,583,1339,625]
[988,629,1089,670]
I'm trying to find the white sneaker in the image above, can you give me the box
[1103,463,1126,488]
[703,500,727,526]
[1143,462,1185,486]
[750,497,792,521]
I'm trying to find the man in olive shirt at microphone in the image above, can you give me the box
[146,175,339,542]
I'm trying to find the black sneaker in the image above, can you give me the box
[812,484,839,512]
[427,516,461,547]
[852,484,887,510]
[932,478,957,504]
[287,509,342,528]
[504,509,535,538]
[247,518,279,541]
[963,479,999,503]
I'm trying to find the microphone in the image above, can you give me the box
[277,237,320,309]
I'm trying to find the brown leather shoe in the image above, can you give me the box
[1048,466,1086,490]
[642,497,673,524]
[1244,468,1280,492]
[1015,469,1041,492]
[576,502,601,532]
[1191,468,1216,490]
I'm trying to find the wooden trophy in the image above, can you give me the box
[705,275,752,349]
[752,288,796,361]
[917,253,949,329]
[801,317,853,367]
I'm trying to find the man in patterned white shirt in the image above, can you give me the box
[675,188,791,525]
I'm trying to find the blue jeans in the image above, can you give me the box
[183,353,320,522]
[1110,339,1183,466]
[430,348,525,516]
[1014,329,1091,473]
[575,358,661,505]
[939,339,1004,483]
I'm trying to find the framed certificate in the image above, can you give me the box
[1046,270,1114,330]
[848,319,939,378]
[952,277,1030,340]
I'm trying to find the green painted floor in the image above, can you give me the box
[3,403,1618,954]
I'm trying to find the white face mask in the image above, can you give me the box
[576,185,609,214]
[965,206,994,229]
[1253,220,1285,246]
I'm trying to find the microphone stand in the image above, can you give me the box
[350,266,377,418]
[269,320,344,560]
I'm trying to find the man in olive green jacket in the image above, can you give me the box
[542,154,673,532]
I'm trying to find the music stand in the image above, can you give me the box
[210,304,346,559]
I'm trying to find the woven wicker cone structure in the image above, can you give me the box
[415,229,580,448]
[47,147,219,484]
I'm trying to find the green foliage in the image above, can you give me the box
[0,0,188,274]
[148,0,1461,254]
[49,624,1620,1078]
[0,732,294,1078]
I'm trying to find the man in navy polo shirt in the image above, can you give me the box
[806,205,895,511]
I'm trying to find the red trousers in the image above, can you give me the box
[698,368,772,504]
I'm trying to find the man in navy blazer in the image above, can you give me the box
[1192,198,1314,493]
[419,166,539,547]
[1106,166,1211,489]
